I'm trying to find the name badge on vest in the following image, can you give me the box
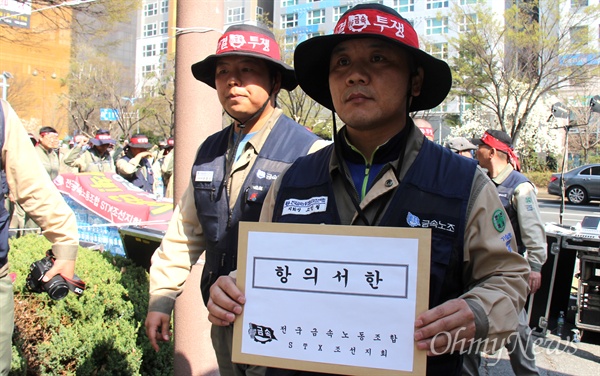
[195,170,214,182]
[282,196,328,216]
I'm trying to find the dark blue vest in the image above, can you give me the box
[119,153,154,193]
[192,115,320,304]
[0,103,10,268]
[496,170,529,254]
[270,138,477,376]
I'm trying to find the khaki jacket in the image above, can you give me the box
[492,164,547,272]
[1,100,78,275]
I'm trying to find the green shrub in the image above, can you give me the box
[523,171,552,191]
[8,234,173,375]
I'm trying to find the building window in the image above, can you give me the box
[333,6,350,22]
[257,7,263,17]
[283,35,297,51]
[427,0,448,9]
[308,9,325,25]
[227,7,244,23]
[426,17,448,35]
[161,0,168,13]
[144,2,158,17]
[160,21,168,34]
[142,65,155,78]
[460,0,481,4]
[282,0,298,6]
[143,23,157,37]
[307,0,321,2]
[307,31,324,39]
[281,13,298,28]
[160,41,168,55]
[570,25,588,45]
[459,14,477,32]
[394,0,414,12]
[143,44,156,57]
[429,43,448,60]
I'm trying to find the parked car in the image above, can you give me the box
[547,163,600,204]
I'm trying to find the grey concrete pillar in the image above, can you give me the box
[172,1,223,375]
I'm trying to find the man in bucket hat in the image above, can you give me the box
[207,5,528,376]
[116,133,155,193]
[64,129,116,172]
[469,129,546,376]
[145,24,327,375]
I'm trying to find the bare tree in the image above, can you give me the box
[1,0,141,46]
[449,0,600,144]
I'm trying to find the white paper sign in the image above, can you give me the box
[233,222,431,376]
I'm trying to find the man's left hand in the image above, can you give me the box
[414,298,476,356]
[529,271,542,294]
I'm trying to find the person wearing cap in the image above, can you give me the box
[467,129,547,376]
[0,99,79,374]
[151,137,174,198]
[206,5,529,376]
[144,24,327,375]
[445,137,477,158]
[36,126,61,179]
[116,134,155,193]
[64,129,116,173]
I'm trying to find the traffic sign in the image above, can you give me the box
[100,108,119,121]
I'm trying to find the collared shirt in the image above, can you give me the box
[147,108,329,314]
[492,163,547,272]
[261,122,530,350]
[1,100,78,274]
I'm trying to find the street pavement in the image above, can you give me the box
[477,330,600,375]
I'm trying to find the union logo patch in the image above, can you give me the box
[492,209,506,233]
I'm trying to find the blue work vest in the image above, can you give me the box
[119,153,154,193]
[496,170,530,255]
[192,115,319,304]
[0,103,10,268]
[270,138,477,376]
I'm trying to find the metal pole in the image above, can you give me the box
[559,125,569,225]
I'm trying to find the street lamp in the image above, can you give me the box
[1,71,13,101]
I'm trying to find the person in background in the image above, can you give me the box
[0,99,80,375]
[206,5,529,376]
[145,23,327,376]
[445,137,477,159]
[466,129,547,376]
[151,137,174,198]
[35,126,60,180]
[115,134,154,193]
[64,129,116,173]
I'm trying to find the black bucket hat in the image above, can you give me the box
[89,129,116,146]
[191,24,297,92]
[293,3,452,112]
[128,134,153,149]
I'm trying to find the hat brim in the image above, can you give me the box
[90,138,116,146]
[294,34,452,112]
[471,138,485,146]
[129,143,153,149]
[191,52,298,92]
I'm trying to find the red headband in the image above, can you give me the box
[95,134,112,140]
[480,132,521,172]
[40,131,58,137]
[334,9,419,49]
[216,30,280,61]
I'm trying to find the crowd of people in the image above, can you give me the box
[2,4,549,376]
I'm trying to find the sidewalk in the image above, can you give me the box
[479,331,600,375]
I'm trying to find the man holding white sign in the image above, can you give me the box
[207,4,529,376]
